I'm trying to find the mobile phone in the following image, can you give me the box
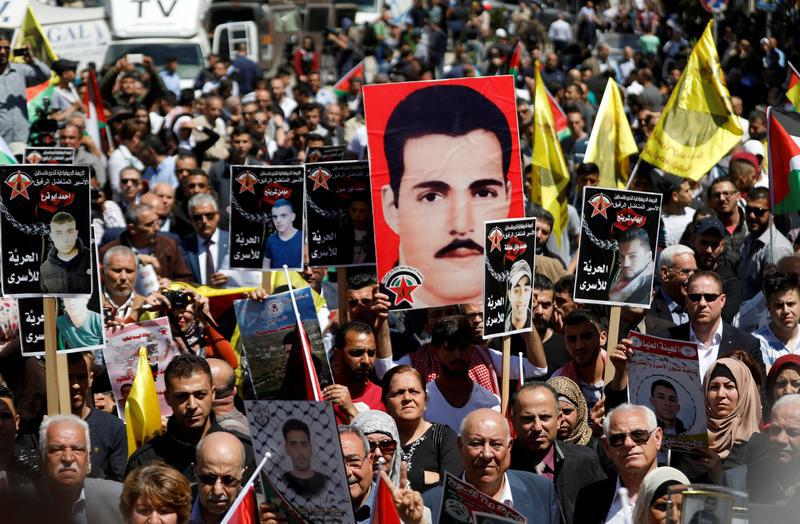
[12,48,28,57]
[126,53,144,64]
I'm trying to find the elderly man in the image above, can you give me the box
[191,432,253,524]
[207,358,250,436]
[101,245,167,325]
[181,193,229,287]
[424,408,560,523]
[8,415,123,523]
[574,404,662,523]
[650,244,696,326]
[510,383,605,524]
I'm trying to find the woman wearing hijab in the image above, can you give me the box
[352,410,402,485]
[632,467,690,524]
[765,354,800,423]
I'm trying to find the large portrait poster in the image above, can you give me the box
[483,218,536,340]
[573,187,662,308]
[437,472,525,523]
[103,317,177,418]
[245,400,355,523]
[228,165,305,271]
[234,288,333,400]
[0,165,92,297]
[305,160,374,267]
[627,331,708,451]
[24,147,75,165]
[363,76,525,310]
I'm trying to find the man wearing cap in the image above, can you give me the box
[660,174,695,247]
[739,187,793,301]
[730,151,765,197]
[690,216,742,323]
[0,33,51,145]
[50,59,84,121]
[505,260,533,332]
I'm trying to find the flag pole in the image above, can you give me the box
[624,158,641,190]
[220,453,270,524]
[282,265,322,401]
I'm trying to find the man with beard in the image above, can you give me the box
[281,419,329,495]
[533,274,569,377]
[338,194,375,265]
[423,317,501,432]
[553,309,607,409]
[505,259,533,332]
[40,212,92,294]
[690,217,742,323]
[608,227,655,305]
[191,431,255,523]
[324,321,385,423]
[208,127,265,230]
[706,177,747,266]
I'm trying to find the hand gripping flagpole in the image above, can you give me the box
[283,265,323,401]
[220,453,271,524]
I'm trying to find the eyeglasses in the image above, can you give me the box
[669,267,695,276]
[121,178,140,185]
[606,428,656,448]
[0,46,10,52]
[176,168,193,175]
[369,439,397,455]
[348,298,371,307]
[686,293,721,303]
[198,474,241,487]
[191,212,217,222]
[710,190,737,199]
[745,206,769,217]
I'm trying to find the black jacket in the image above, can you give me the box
[572,473,619,524]
[39,238,92,294]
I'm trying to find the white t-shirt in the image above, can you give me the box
[424,381,500,433]
[662,207,695,247]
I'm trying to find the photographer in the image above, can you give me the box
[325,22,363,79]
[0,34,51,145]
[100,55,165,112]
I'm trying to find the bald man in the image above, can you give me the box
[192,432,251,523]
[207,358,250,437]
[423,408,561,524]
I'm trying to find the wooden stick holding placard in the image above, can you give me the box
[337,268,348,324]
[604,306,622,385]
[501,336,511,414]
[44,297,70,415]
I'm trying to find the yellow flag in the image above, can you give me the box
[531,62,570,245]
[12,6,58,65]
[584,78,639,188]
[125,347,162,457]
[640,20,743,180]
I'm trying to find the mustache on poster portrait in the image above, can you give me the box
[434,238,483,258]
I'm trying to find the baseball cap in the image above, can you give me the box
[508,259,532,287]
[51,58,79,76]
[729,150,759,170]
[742,139,765,159]
[694,217,726,237]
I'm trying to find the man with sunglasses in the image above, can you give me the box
[739,187,793,302]
[573,404,662,524]
[192,431,251,523]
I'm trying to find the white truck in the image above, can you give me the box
[103,0,211,89]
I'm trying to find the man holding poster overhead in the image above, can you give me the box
[364,77,525,309]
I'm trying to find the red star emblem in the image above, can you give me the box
[236,171,257,194]
[26,152,42,164]
[308,168,331,191]
[487,227,503,252]
[388,277,419,306]
[589,194,612,218]
[5,171,32,200]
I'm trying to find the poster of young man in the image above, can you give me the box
[0,165,92,297]
[363,76,526,310]
[103,317,177,418]
[627,331,707,451]
[482,218,536,339]
[23,147,75,165]
[573,187,662,307]
[305,160,374,267]
[679,490,734,524]
[228,165,305,271]
[234,287,333,400]
[436,472,525,523]
[19,240,104,355]
[245,400,355,523]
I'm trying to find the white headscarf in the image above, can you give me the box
[632,467,690,524]
[352,410,402,485]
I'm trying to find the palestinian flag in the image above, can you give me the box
[768,106,800,214]
[0,136,17,165]
[27,83,56,124]
[788,62,800,111]
[13,6,58,123]
[547,87,570,140]
[333,61,364,98]
[84,69,112,152]
[509,41,523,79]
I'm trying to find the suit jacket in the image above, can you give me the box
[100,231,193,283]
[660,321,766,382]
[180,230,230,284]
[423,470,560,524]
[5,477,123,524]
[572,473,618,524]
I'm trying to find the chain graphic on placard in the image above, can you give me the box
[485,257,510,284]
[306,196,338,219]
[0,199,50,235]
[231,198,272,224]
[582,220,619,251]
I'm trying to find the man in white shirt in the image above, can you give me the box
[660,174,695,247]
[548,15,573,51]
[754,272,800,369]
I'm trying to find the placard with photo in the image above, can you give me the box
[24,147,75,165]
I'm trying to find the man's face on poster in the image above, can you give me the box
[271,204,295,234]
[508,274,531,324]
[285,429,312,473]
[619,238,652,279]
[382,130,510,305]
[50,219,79,255]
[349,200,370,231]
[650,384,679,422]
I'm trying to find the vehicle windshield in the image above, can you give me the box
[334,0,377,11]
[104,43,204,80]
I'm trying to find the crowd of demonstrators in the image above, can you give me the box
[2,1,800,523]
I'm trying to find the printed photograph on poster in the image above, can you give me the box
[573,187,662,308]
[245,400,355,523]
[19,239,104,356]
[228,165,304,271]
[679,491,733,524]
[234,287,333,400]
[103,317,177,418]
[482,218,536,339]
[0,165,92,297]
[24,147,75,165]
[305,145,346,164]
[363,76,526,310]
[305,160,374,267]
[627,331,708,451]
[436,472,525,523]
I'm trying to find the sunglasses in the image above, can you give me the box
[745,206,769,217]
[121,178,140,185]
[686,293,721,303]
[348,298,371,307]
[191,212,217,222]
[369,440,397,454]
[606,428,655,448]
[198,474,241,487]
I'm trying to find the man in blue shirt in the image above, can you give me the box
[263,198,302,269]
[159,56,181,97]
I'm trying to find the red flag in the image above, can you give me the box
[84,69,112,153]
[300,328,324,401]
[222,485,256,524]
[334,61,364,97]
[508,42,523,79]
[546,86,569,140]
[372,475,401,524]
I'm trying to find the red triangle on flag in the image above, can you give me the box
[768,107,800,214]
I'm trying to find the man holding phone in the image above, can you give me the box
[0,32,51,145]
